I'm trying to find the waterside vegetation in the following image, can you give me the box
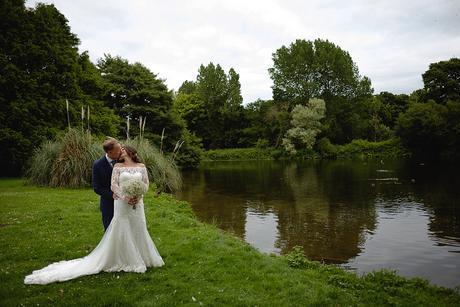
[202,138,409,161]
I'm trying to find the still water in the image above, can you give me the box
[175,159,460,288]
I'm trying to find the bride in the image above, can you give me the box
[24,145,164,285]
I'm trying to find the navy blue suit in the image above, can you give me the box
[92,156,115,231]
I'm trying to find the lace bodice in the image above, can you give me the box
[111,166,149,200]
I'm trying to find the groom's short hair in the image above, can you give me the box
[103,137,119,153]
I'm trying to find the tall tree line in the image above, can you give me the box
[2,0,459,178]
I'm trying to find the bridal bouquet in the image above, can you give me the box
[121,179,148,210]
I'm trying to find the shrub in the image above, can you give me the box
[316,137,338,158]
[286,246,322,269]
[255,138,270,149]
[335,138,409,159]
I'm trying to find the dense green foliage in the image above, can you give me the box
[423,58,460,104]
[1,179,459,306]
[97,55,202,168]
[0,1,121,176]
[334,138,410,159]
[268,39,374,145]
[269,39,372,106]
[98,55,181,142]
[175,63,245,149]
[395,58,460,159]
[396,101,460,159]
[0,1,199,176]
[240,99,290,148]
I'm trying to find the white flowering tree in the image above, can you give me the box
[282,98,326,155]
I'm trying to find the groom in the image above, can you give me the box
[92,137,122,231]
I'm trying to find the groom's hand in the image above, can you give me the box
[113,193,119,200]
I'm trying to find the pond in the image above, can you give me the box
[175,159,460,288]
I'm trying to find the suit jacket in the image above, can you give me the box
[92,156,114,208]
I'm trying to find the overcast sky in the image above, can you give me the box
[26,0,460,104]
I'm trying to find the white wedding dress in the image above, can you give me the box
[24,166,164,285]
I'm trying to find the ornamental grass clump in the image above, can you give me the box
[50,129,102,187]
[27,129,181,191]
[27,129,103,187]
[124,137,182,194]
[27,141,61,186]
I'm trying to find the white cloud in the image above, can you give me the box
[26,0,460,102]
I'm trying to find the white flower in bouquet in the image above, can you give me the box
[121,178,148,209]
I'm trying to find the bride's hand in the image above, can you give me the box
[127,197,139,205]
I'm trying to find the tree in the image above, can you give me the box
[178,63,244,149]
[423,58,460,104]
[396,101,448,158]
[98,55,181,141]
[269,39,373,145]
[173,92,207,137]
[76,52,121,136]
[282,98,326,155]
[395,58,460,159]
[226,68,243,110]
[98,55,201,167]
[242,99,284,147]
[196,63,228,113]
[361,96,392,142]
[178,80,196,95]
[0,1,118,176]
[376,91,409,129]
[269,38,372,108]
[444,101,460,157]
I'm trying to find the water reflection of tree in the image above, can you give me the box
[275,161,378,263]
[402,162,460,244]
[177,161,284,238]
[178,159,460,261]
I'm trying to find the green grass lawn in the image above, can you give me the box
[1,179,459,306]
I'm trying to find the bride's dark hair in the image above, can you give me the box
[123,145,142,163]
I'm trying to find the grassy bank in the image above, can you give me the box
[1,179,458,306]
[202,147,277,161]
[203,138,410,161]
[334,138,410,159]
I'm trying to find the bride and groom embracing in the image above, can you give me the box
[24,138,164,285]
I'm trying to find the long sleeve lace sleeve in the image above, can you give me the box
[111,166,123,198]
[141,166,150,191]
